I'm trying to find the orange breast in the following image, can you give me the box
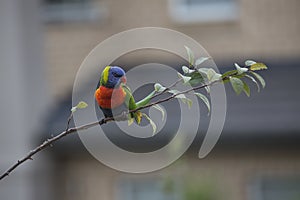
[95,86,126,109]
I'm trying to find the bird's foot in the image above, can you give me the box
[99,118,107,125]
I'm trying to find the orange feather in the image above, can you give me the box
[95,86,126,109]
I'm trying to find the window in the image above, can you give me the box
[42,0,108,23]
[115,178,180,200]
[168,0,238,23]
[248,176,300,200]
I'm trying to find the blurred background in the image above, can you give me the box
[0,0,300,199]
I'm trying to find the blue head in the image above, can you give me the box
[100,66,126,88]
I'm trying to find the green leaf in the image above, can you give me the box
[195,68,221,83]
[211,73,222,82]
[188,72,205,86]
[233,73,246,79]
[142,113,157,135]
[179,97,193,109]
[175,93,187,99]
[182,66,195,74]
[245,74,260,92]
[235,63,248,75]
[71,101,88,112]
[128,115,134,126]
[76,101,88,109]
[194,92,210,113]
[243,81,251,97]
[207,68,221,82]
[170,90,193,109]
[207,69,216,80]
[245,60,257,66]
[197,68,210,79]
[195,57,210,66]
[250,63,268,71]
[204,86,210,94]
[250,71,266,88]
[184,98,193,109]
[230,77,244,95]
[154,83,166,92]
[177,72,192,83]
[182,66,190,74]
[152,104,165,121]
[221,70,237,79]
[184,46,194,67]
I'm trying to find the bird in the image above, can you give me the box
[95,66,155,124]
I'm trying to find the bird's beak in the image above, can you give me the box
[121,76,127,83]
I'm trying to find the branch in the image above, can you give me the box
[0,79,219,181]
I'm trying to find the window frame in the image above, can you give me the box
[247,175,300,200]
[168,0,238,24]
[42,0,108,23]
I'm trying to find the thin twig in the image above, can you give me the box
[0,117,113,181]
[0,79,219,181]
[65,113,73,132]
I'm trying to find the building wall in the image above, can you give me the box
[0,0,51,199]
[42,1,300,199]
[44,0,300,99]
[52,149,300,200]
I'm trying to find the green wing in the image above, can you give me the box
[121,84,137,110]
[121,83,156,124]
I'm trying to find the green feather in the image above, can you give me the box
[121,83,156,124]
[136,90,155,107]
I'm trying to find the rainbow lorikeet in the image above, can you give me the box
[95,66,155,124]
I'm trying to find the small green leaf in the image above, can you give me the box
[175,94,186,99]
[245,74,260,92]
[171,91,193,109]
[128,115,134,126]
[221,70,237,79]
[197,68,210,79]
[207,69,216,80]
[204,86,210,94]
[154,83,166,92]
[177,72,192,83]
[182,66,190,74]
[194,92,210,113]
[211,73,222,82]
[207,68,221,82]
[188,72,205,86]
[250,71,266,88]
[184,98,193,109]
[195,57,210,66]
[76,101,88,109]
[184,46,194,67]
[178,97,193,109]
[142,113,157,135]
[250,63,268,71]
[243,81,251,97]
[245,60,257,66]
[71,101,88,112]
[152,104,165,121]
[235,63,248,75]
[230,77,244,95]
[182,66,195,74]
